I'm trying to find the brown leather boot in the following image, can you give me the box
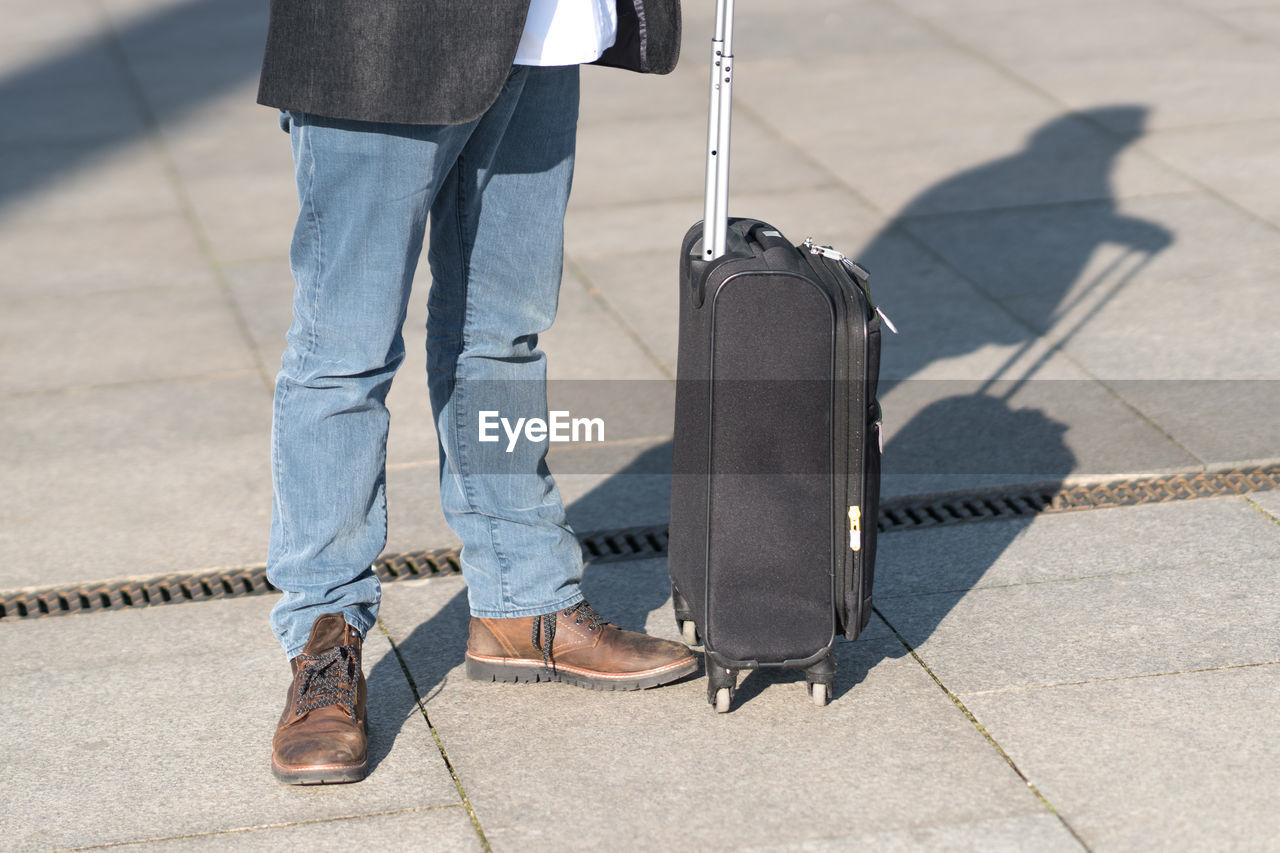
[271,613,368,784]
[465,600,698,690]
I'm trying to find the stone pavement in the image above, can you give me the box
[1,0,1278,850]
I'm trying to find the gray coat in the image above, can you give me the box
[257,0,682,125]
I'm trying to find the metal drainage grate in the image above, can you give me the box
[877,464,1280,532]
[1,465,1275,622]
[0,531,667,623]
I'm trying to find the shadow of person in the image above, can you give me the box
[0,0,268,218]
[858,105,1173,396]
[817,107,1174,698]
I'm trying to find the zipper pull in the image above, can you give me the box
[848,505,862,552]
[803,238,873,286]
[876,306,898,334]
[802,237,846,261]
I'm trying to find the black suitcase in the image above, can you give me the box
[667,0,887,712]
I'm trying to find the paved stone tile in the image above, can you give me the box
[573,250,682,375]
[544,266,670,382]
[0,213,214,299]
[378,566,1049,851]
[891,0,1071,15]
[1109,379,1280,468]
[932,1,1234,69]
[853,230,1072,385]
[0,41,145,145]
[934,2,1280,130]
[578,59,705,128]
[110,0,266,120]
[104,806,481,852]
[113,0,266,66]
[1248,490,1280,522]
[182,174,295,265]
[731,0,944,62]
[905,193,1280,380]
[744,813,1083,852]
[0,596,459,851]
[565,185,882,264]
[164,102,295,264]
[555,439,674,531]
[877,498,1280,694]
[0,0,99,46]
[160,101,289,179]
[861,215,1209,494]
[741,57,1191,217]
[0,374,271,589]
[383,438,674,558]
[879,373,1200,499]
[97,0,210,23]
[877,496,1276,598]
[383,461,455,557]
[1141,118,1280,231]
[0,140,182,226]
[1215,6,1280,44]
[572,109,828,211]
[0,285,258,394]
[220,257,292,371]
[962,665,1280,851]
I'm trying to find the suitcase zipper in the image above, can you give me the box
[802,238,897,333]
[848,505,862,552]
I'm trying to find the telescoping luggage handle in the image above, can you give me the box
[703,0,736,261]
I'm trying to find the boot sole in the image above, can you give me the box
[271,755,369,785]
[465,652,699,691]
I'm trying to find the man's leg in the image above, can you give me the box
[424,66,697,689]
[425,66,584,618]
[267,109,470,783]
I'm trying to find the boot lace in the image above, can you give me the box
[294,644,358,720]
[530,601,609,671]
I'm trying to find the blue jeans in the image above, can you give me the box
[268,65,585,659]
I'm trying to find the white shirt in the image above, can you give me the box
[514,0,618,67]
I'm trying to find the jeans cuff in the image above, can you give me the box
[468,590,585,620]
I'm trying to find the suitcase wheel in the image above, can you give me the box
[707,665,737,713]
[678,619,700,646]
[805,654,836,709]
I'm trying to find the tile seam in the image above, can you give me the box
[86,0,275,396]
[874,564,1206,601]
[0,368,265,401]
[1243,496,1280,526]
[880,0,1280,244]
[873,605,1094,852]
[563,255,676,380]
[46,804,468,852]
[1167,0,1280,44]
[957,658,1280,698]
[376,618,494,853]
